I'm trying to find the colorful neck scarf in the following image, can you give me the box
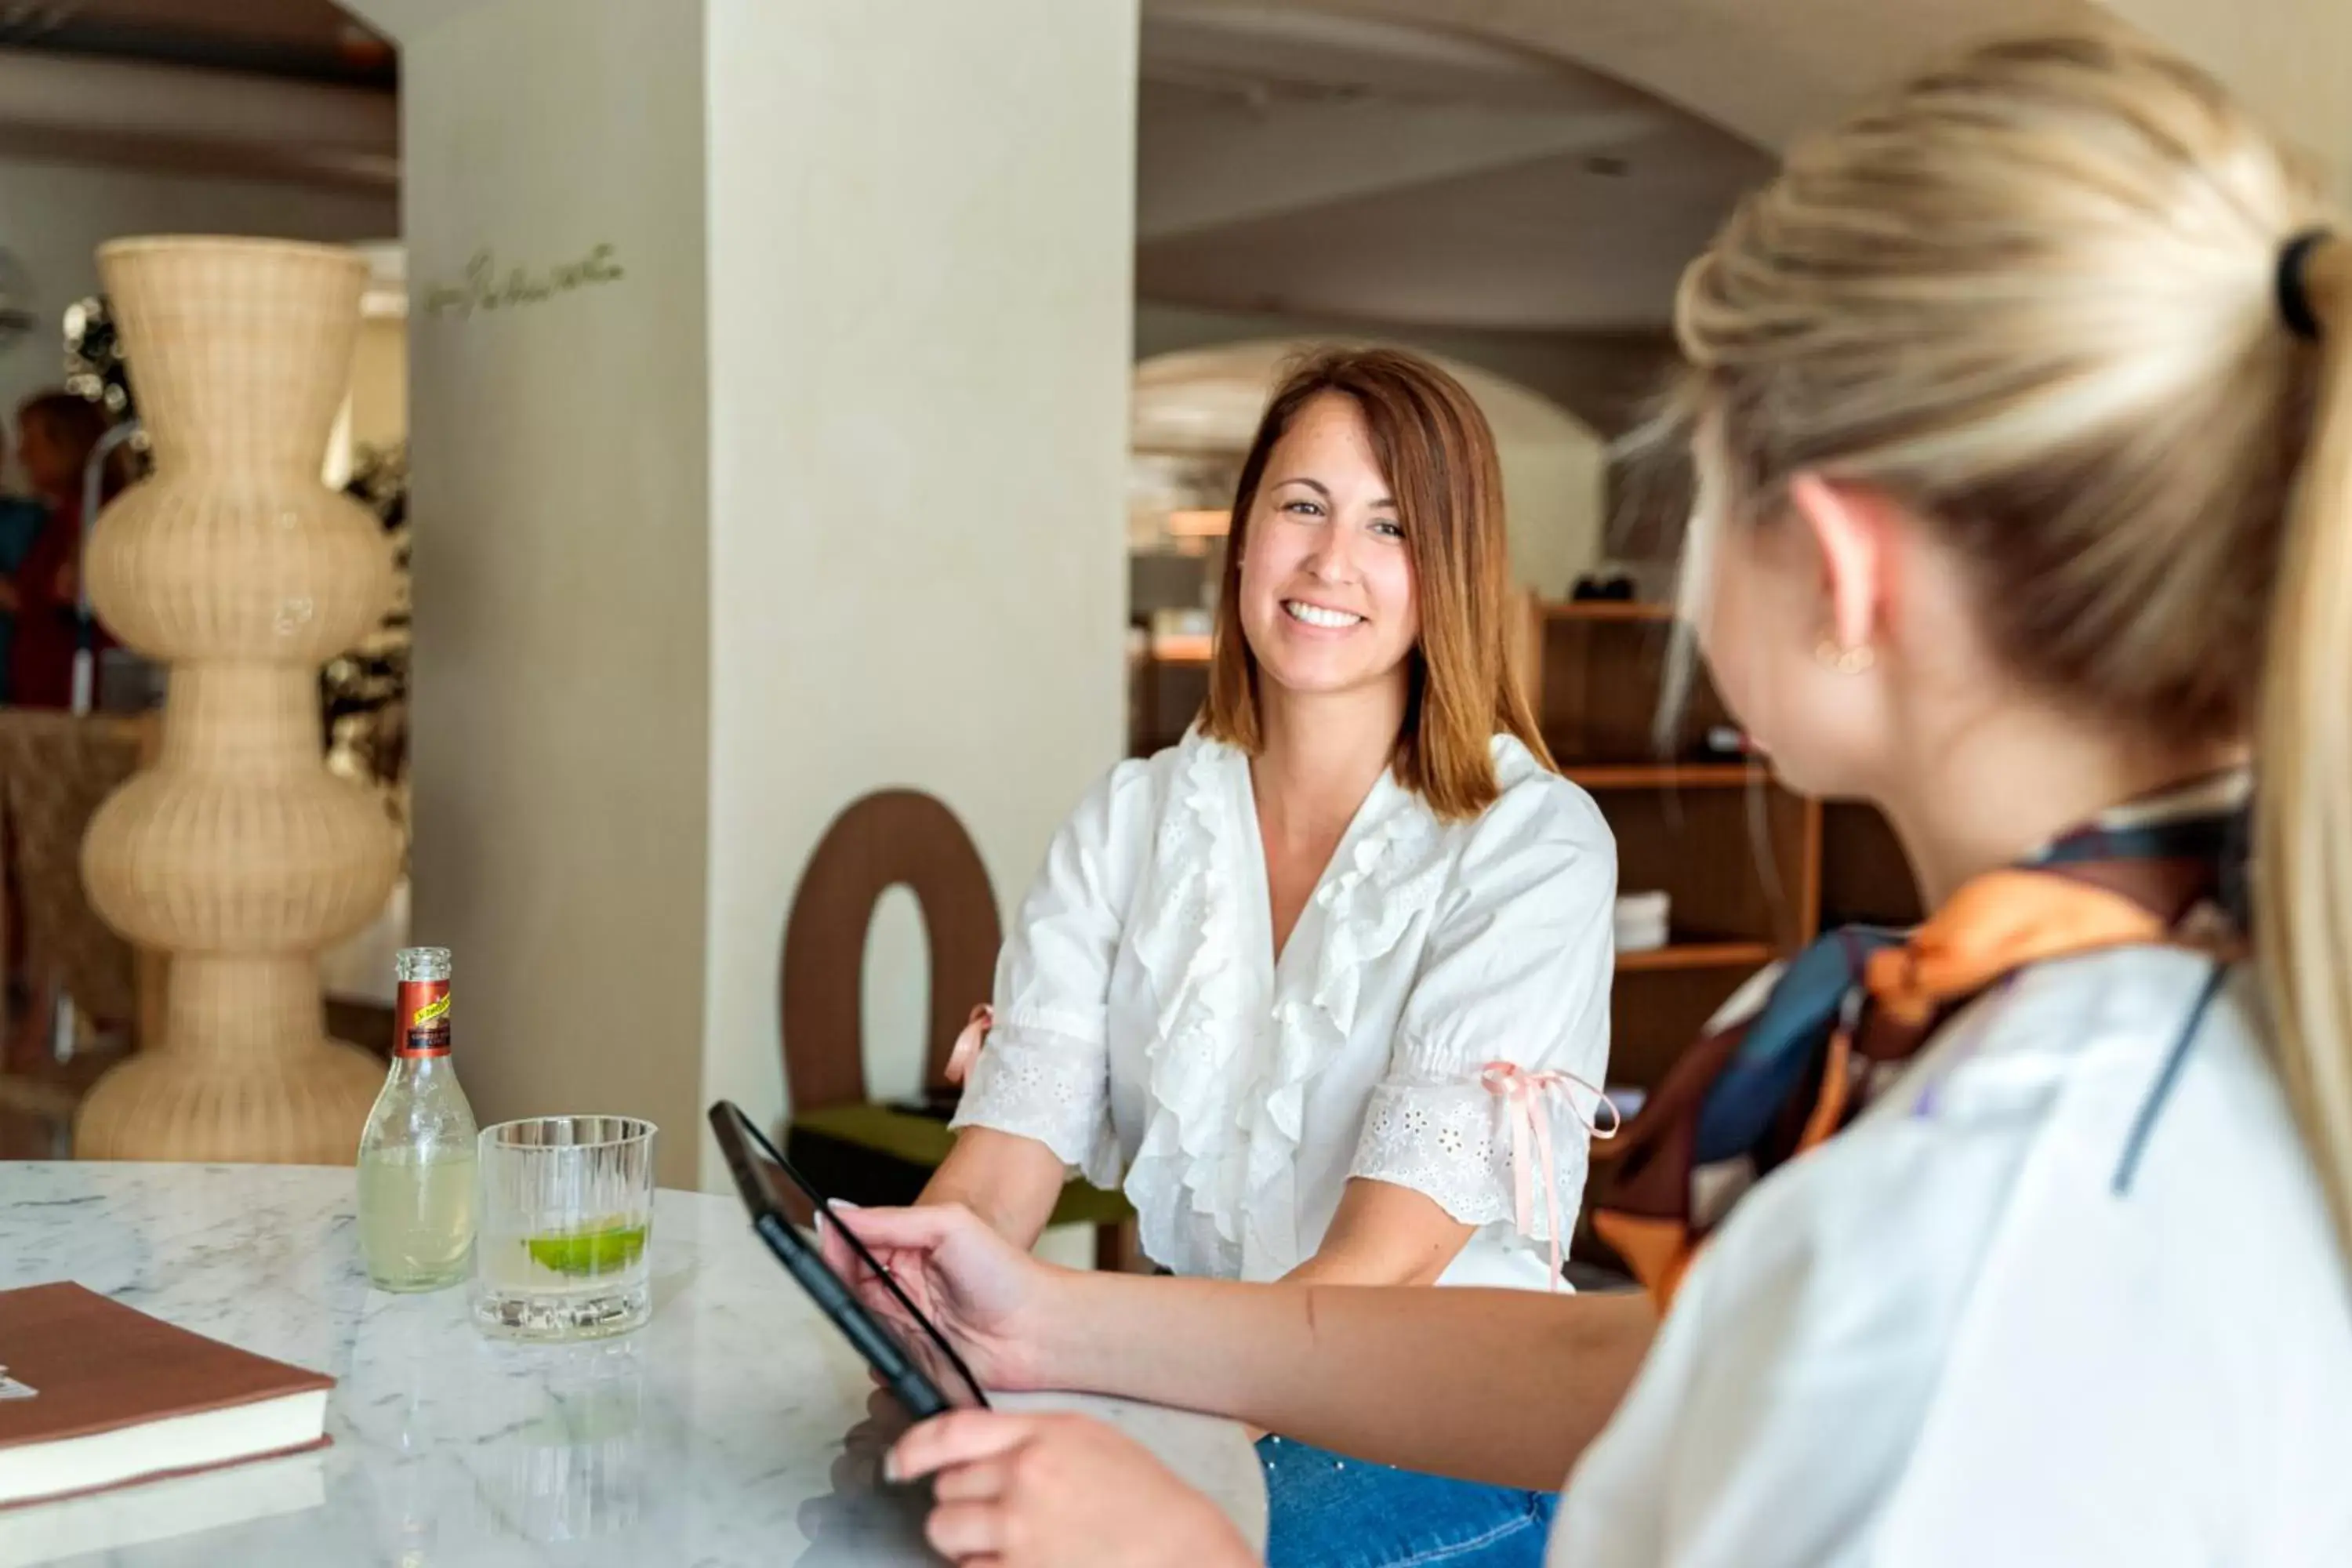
[1592,773,2249,1309]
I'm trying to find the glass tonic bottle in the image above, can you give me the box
[357,947,480,1290]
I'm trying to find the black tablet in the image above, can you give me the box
[706,1100,989,1420]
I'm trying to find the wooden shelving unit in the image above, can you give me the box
[1543,600,1674,623]
[1531,597,1917,1276]
[1616,940,1776,974]
[1565,762,1768,790]
[1529,600,1914,1095]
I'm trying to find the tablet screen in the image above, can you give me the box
[710,1101,989,1411]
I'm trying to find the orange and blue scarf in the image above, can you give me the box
[1592,775,2249,1308]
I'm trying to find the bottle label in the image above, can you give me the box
[396,980,452,1058]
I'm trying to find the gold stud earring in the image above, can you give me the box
[1815,638,1875,675]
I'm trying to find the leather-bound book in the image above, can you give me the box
[0,1283,332,1510]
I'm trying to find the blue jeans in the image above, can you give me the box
[1259,1435,1559,1568]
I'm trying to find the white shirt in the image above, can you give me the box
[952,730,1615,1286]
[1553,946,2352,1566]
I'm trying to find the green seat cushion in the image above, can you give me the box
[788,1103,1130,1230]
[795,1102,958,1167]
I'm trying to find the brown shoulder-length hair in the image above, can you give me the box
[1198,347,1553,819]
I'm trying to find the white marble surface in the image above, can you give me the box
[0,1163,1266,1566]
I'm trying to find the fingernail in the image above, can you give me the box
[832,1200,862,1211]
[881,1448,902,1484]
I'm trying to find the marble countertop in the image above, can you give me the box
[0,1163,1266,1566]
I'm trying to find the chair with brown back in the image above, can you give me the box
[779,788,1133,1266]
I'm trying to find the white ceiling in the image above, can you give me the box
[1134,5,1773,332]
[0,0,1773,332]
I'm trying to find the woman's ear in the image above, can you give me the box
[1787,472,1896,655]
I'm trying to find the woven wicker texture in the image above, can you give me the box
[75,237,398,1165]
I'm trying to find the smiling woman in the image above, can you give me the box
[919,347,1619,1567]
[1203,350,1544,820]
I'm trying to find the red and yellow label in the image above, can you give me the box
[396,979,452,1058]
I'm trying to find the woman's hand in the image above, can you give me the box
[888,1410,1255,1568]
[819,1203,1068,1392]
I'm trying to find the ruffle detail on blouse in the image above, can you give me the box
[1241,798,1451,1269]
[1122,735,1452,1277]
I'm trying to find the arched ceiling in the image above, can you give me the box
[1148,0,2104,154]
[10,0,2342,324]
[1135,0,2352,335]
[1137,4,1775,332]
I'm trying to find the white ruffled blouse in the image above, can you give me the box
[952,731,1617,1287]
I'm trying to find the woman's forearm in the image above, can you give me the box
[917,1127,1067,1251]
[1279,1178,1475,1288]
[1037,1272,1654,1493]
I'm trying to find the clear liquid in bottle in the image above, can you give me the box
[358,946,479,1292]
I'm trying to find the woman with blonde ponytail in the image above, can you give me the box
[2259,232,2352,1268]
[818,30,2352,1568]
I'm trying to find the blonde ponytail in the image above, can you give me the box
[2257,235,2352,1262]
[1661,28,2352,1265]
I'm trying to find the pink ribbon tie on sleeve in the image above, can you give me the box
[946,1004,993,1086]
[1480,1062,1623,1291]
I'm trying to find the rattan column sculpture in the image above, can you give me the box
[75,237,399,1163]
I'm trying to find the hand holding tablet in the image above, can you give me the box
[706,1101,990,1419]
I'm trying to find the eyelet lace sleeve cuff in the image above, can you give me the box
[949,1022,1116,1181]
[1348,1058,1595,1241]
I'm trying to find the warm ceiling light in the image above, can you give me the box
[1167,509,1232,537]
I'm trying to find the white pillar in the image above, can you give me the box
[356,0,1136,1187]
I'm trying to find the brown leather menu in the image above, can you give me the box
[0,1282,333,1510]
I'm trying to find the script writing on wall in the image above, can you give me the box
[422,243,624,320]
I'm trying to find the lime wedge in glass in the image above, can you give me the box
[526,1222,649,1276]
